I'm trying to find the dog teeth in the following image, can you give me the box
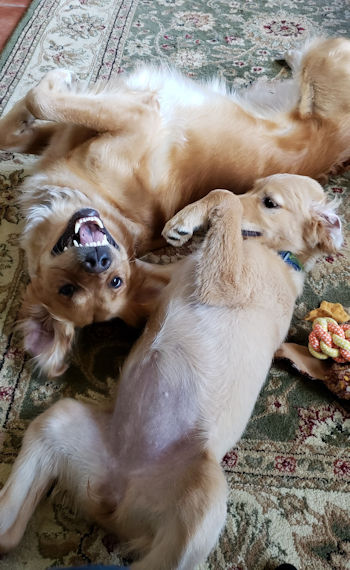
[64,246,68,252]
[71,235,109,248]
[74,216,104,234]
[93,217,104,228]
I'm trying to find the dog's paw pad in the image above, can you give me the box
[162,223,193,247]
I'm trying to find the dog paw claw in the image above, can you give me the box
[162,222,193,247]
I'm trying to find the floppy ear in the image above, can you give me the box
[304,207,342,254]
[19,284,75,378]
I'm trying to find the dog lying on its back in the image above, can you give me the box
[0,174,342,568]
[0,37,349,377]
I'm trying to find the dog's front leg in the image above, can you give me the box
[163,189,249,306]
[25,70,158,134]
[124,259,178,325]
[0,97,58,153]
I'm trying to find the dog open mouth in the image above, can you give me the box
[51,208,119,255]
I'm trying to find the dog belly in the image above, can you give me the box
[171,302,287,459]
[126,66,227,122]
[109,350,200,469]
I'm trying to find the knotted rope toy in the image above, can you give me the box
[276,303,350,399]
[308,317,350,363]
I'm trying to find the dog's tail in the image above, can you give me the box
[126,449,227,570]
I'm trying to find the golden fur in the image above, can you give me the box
[0,37,349,376]
[0,175,342,568]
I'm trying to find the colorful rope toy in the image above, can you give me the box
[308,317,350,363]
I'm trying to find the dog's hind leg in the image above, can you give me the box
[0,398,107,552]
[163,189,248,306]
[25,69,158,134]
[0,97,59,153]
[130,451,227,570]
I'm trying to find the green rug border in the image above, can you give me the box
[0,0,42,72]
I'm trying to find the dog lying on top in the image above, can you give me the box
[0,37,349,377]
[0,174,342,568]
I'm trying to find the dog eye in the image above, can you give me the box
[263,196,280,209]
[59,284,76,297]
[110,276,123,289]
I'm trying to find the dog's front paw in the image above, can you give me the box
[36,69,76,93]
[25,69,77,120]
[162,210,201,247]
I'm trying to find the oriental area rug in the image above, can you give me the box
[0,0,349,569]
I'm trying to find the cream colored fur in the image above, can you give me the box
[0,37,349,377]
[0,175,342,568]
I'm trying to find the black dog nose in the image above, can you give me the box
[78,246,112,274]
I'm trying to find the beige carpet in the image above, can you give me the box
[0,0,349,568]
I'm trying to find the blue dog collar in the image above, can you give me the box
[241,231,303,272]
[278,250,304,272]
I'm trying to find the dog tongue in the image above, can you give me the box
[79,222,105,246]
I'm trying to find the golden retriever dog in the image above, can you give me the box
[0,37,349,377]
[0,174,342,568]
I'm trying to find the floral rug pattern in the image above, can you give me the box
[0,0,349,569]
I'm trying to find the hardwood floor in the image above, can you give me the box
[0,0,32,51]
